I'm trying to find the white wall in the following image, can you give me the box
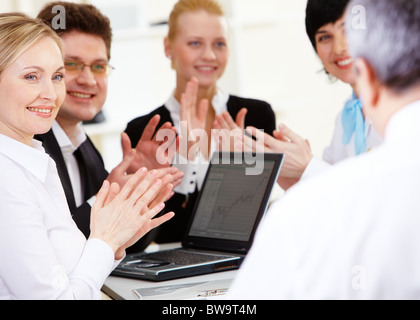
[0,0,87,15]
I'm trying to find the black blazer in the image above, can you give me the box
[125,95,276,245]
[125,95,276,148]
[35,130,108,239]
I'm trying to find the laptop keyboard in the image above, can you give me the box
[138,249,232,266]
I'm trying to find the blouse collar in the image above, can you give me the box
[165,88,230,129]
[385,99,420,143]
[0,134,50,182]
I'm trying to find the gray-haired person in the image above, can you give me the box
[228,0,420,299]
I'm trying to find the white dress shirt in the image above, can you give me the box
[0,135,117,300]
[302,100,383,179]
[228,100,420,299]
[165,89,230,195]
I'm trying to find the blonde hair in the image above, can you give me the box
[0,13,63,75]
[167,0,225,41]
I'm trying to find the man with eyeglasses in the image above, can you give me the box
[64,61,115,77]
[35,2,182,252]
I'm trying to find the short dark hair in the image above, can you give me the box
[37,1,112,60]
[305,0,350,50]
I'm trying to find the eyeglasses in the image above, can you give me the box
[64,61,115,76]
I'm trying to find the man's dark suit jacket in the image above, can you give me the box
[125,95,277,245]
[35,130,108,239]
[35,129,156,253]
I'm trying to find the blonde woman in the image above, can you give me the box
[125,0,276,244]
[0,14,173,300]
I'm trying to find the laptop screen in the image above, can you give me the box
[188,153,278,243]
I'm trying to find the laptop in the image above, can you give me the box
[112,152,284,281]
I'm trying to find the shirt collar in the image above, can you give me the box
[211,88,230,114]
[385,99,420,143]
[52,121,87,153]
[165,88,230,129]
[0,134,50,182]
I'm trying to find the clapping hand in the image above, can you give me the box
[244,123,313,190]
[179,77,209,161]
[107,116,183,199]
[121,114,179,173]
[213,108,248,152]
[90,168,175,260]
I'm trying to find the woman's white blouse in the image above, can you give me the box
[0,134,116,300]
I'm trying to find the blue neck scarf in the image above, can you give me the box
[341,93,366,155]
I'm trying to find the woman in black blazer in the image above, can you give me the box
[125,0,276,245]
